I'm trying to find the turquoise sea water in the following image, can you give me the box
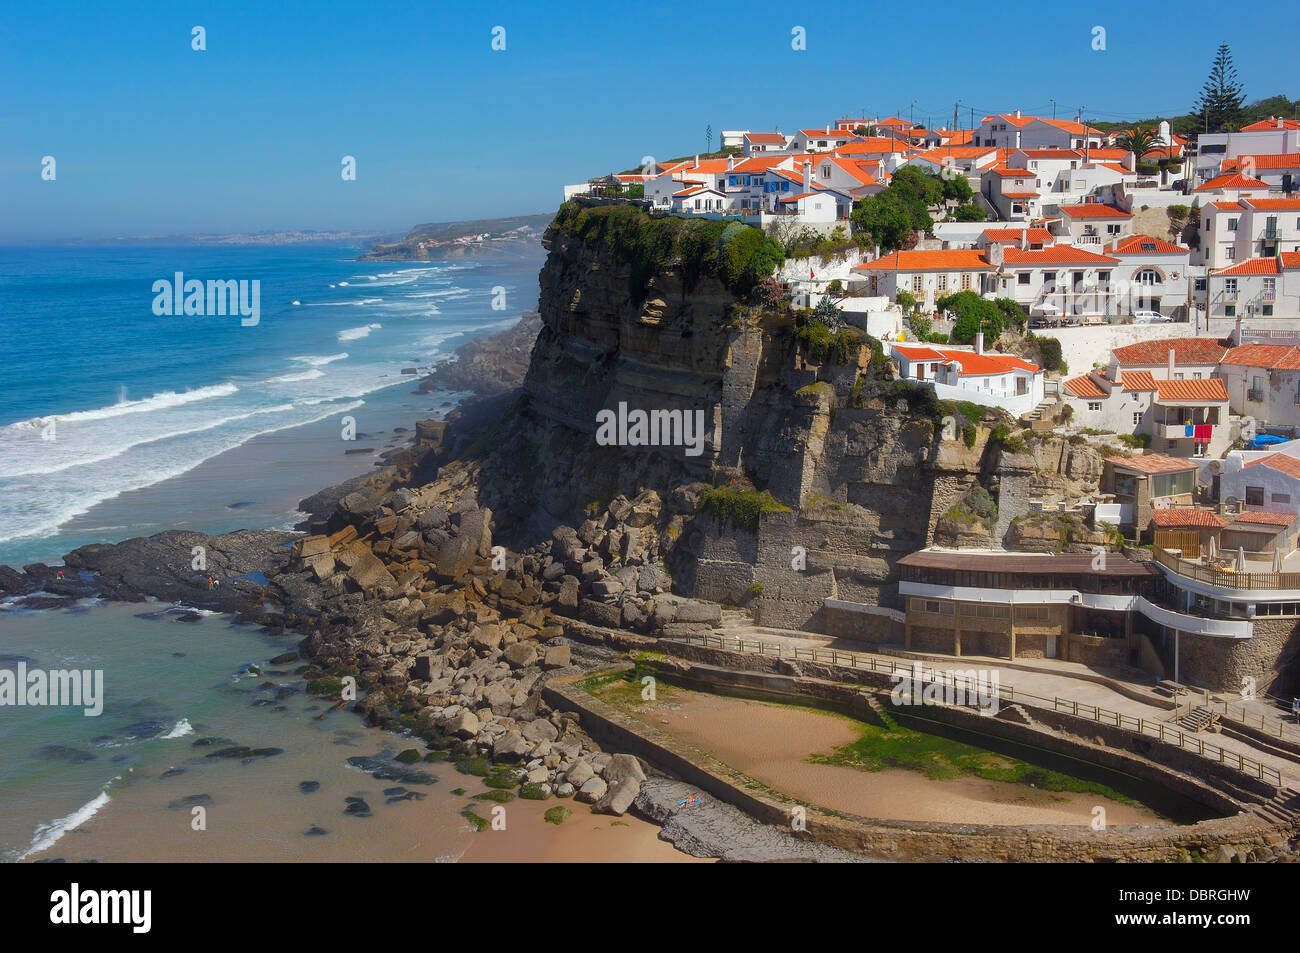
[0,240,546,860]
[0,241,544,566]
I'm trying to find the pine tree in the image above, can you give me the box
[1194,43,1246,133]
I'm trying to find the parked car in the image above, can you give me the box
[1132,310,1172,324]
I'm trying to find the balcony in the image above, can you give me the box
[1248,388,1264,402]
[1161,423,1214,440]
[1153,546,1300,593]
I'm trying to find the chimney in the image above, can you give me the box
[694,154,699,167]
[803,160,811,192]
[727,155,735,171]
[1279,117,1285,129]
[1234,314,1243,346]
[825,124,831,133]
[988,241,1004,267]
[1014,109,1021,119]
[976,332,985,355]
[1167,348,1175,380]
[1021,227,1028,248]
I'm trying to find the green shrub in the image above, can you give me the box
[1037,337,1064,372]
[550,202,785,302]
[697,486,792,531]
[990,424,1028,454]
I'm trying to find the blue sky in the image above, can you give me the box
[0,0,1295,241]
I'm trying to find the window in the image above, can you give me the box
[960,273,972,290]
[1151,469,1195,497]
[1133,412,1142,426]
[937,274,947,291]
[1265,305,1275,316]
[1225,305,1236,317]
[1225,278,1238,296]
[1225,248,1236,260]
[1099,270,1111,283]
[912,275,923,292]
[1138,269,1160,284]
[1246,486,1265,506]
[1087,401,1102,412]
[1273,493,1291,504]
[1107,224,1122,235]
[1018,272,1031,284]
[1175,373,1185,380]
[1228,217,1239,231]
[1194,278,1207,291]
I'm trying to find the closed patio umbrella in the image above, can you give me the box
[1207,536,1217,560]
[1237,545,1247,572]
[1275,548,1284,573]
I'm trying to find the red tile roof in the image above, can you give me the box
[1241,198,1300,211]
[1121,371,1158,391]
[1059,204,1131,219]
[982,227,1055,245]
[1224,154,1300,171]
[1152,378,1229,402]
[1212,258,1279,276]
[1232,511,1298,526]
[1219,344,1300,369]
[986,165,1037,178]
[1150,509,1229,528]
[1109,235,1186,254]
[745,132,787,143]
[1001,246,1119,265]
[1105,453,1199,474]
[1197,172,1270,192]
[1063,375,1105,398]
[1241,118,1300,132]
[1245,453,1300,479]
[891,344,1039,376]
[853,249,993,272]
[1111,338,1229,366]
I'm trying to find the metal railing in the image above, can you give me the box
[663,631,1283,785]
[1153,545,1300,591]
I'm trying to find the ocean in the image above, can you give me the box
[0,241,544,567]
[0,239,680,862]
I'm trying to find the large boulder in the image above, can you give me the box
[438,708,479,739]
[503,642,538,668]
[521,718,558,744]
[576,777,608,804]
[492,730,530,761]
[345,545,397,592]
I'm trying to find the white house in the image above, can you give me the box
[1197,197,1300,270]
[990,243,1123,318]
[1217,336,1300,426]
[1192,118,1300,185]
[981,165,1041,221]
[794,127,858,153]
[974,113,1103,151]
[744,132,792,154]
[1207,254,1300,323]
[1061,371,1231,457]
[890,337,1044,415]
[1222,153,1300,193]
[1105,234,1192,318]
[1056,204,1133,247]
[851,249,992,309]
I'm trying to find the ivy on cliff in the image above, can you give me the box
[551,202,786,303]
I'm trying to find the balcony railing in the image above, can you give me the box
[1153,546,1300,592]
[1248,388,1264,402]
[1161,423,1214,439]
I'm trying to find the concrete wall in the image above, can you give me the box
[1043,321,1200,375]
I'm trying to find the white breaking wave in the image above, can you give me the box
[266,369,325,384]
[291,353,348,366]
[18,789,111,860]
[337,323,381,342]
[162,717,193,739]
[7,383,239,430]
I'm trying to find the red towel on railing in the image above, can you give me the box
[1194,424,1211,443]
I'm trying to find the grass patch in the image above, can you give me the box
[696,485,791,531]
[395,748,422,764]
[519,782,550,800]
[473,789,516,803]
[483,767,523,789]
[811,720,1138,804]
[461,809,489,832]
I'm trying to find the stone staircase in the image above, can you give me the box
[1248,787,1300,828]
[1021,399,1055,424]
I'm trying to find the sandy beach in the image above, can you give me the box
[617,685,1168,828]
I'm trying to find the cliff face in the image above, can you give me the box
[456,206,1086,629]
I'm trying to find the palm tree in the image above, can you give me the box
[1115,127,1163,161]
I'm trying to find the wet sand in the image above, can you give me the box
[621,688,1166,827]
[459,797,712,863]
